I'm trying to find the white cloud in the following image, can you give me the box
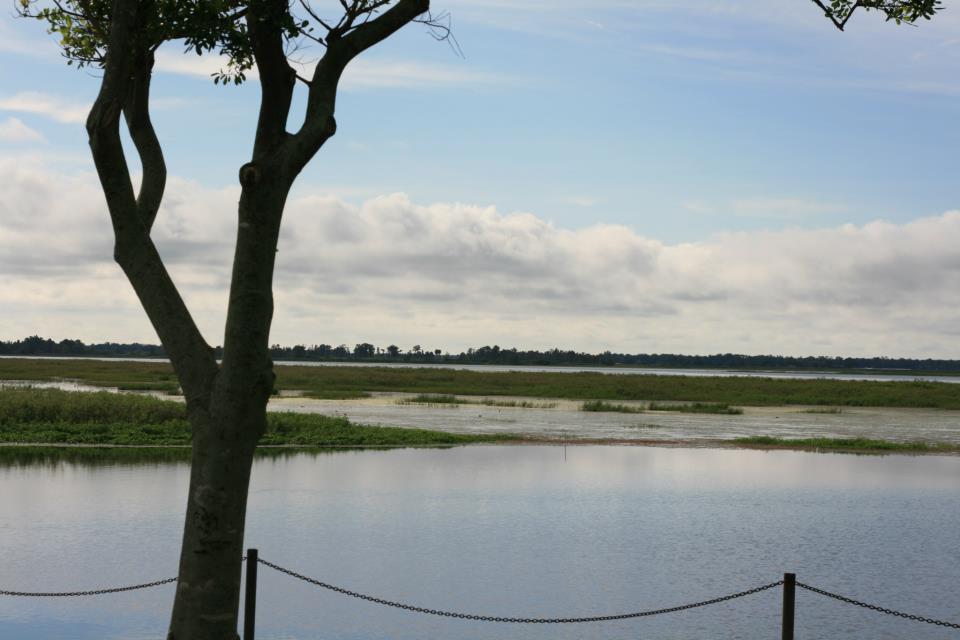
[2,153,960,357]
[341,59,514,90]
[154,50,242,79]
[0,117,45,142]
[0,92,89,124]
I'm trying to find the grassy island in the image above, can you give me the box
[732,436,960,454]
[0,388,517,447]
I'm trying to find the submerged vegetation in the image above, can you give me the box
[732,436,959,453]
[581,400,742,414]
[581,400,645,413]
[0,388,518,447]
[648,402,743,415]
[399,394,557,409]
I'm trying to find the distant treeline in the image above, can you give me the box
[3,335,960,372]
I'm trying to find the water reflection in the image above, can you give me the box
[2,446,959,639]
[0,445,441,469]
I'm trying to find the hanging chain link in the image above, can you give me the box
[797,582,960,629]
[0,576,178,597]
[256,557,782,624]
[5,556,959,633]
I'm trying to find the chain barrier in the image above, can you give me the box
[797,582,960,629]
[4,560,959,633]
[256,557,782,623]
[0,576,178,597]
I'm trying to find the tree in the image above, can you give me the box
[18,0,444,637]
[808,0,941,30]
[353,342,375,358]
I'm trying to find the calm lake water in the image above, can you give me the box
[1,445,959,639]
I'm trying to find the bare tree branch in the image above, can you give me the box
[416,10,462,57]
[299,0,334,33]
[87,0,217,409]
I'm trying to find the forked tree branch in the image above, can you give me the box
[87,0,217,410]
[810,0,863,30]
[286,0,429,172]
[122,50,166,232]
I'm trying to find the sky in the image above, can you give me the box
[1,0,959,358]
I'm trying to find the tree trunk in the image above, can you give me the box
[167,177,287,639]
[166,409,259,640]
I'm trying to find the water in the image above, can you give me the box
[1,446,958,639]
[272,393,960,445]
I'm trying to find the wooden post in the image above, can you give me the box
[782,572,795,640]
[243,548,258,640]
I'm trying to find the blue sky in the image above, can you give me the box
[1,1,959,357]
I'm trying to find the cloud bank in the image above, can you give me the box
[1,155,958,357]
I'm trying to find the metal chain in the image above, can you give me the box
[0,576,178,598]
[257,557,782,624]
[797,582,960,629]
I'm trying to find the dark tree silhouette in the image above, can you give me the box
[17,0,443,637]
[808,0,941,30]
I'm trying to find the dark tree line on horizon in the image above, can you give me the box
[3,335,959,372]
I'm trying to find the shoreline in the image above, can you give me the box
[2,437,956,456]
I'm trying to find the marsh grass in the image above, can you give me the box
[581,400,742,414]
[0,387,186,424]
[732,436,958,453]
[478,399,557,408]
[399,394,461,406]
[400,394,557,409]
[0,388,519,447]
[3,358,960,408]
[581,400,645,413]
[113,381,180,394]
[302,390,371,400]
[648,402,743,415]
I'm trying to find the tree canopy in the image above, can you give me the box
[809,0,942,30]
[18,0,448,84]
